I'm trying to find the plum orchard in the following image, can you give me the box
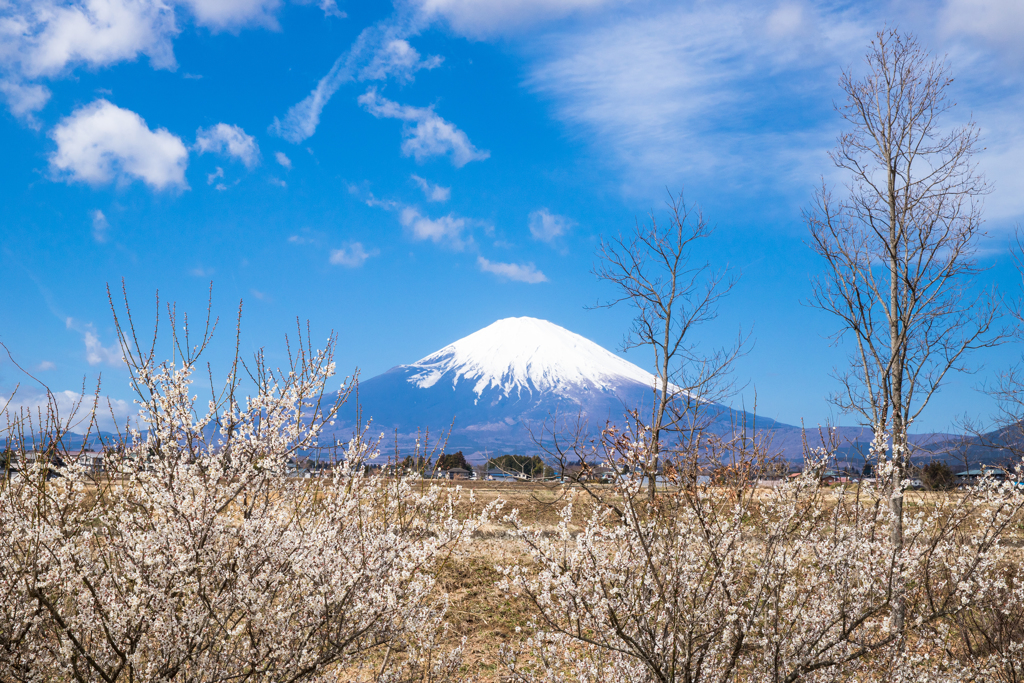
[2,303,1024,682]
[499,428,1024,682]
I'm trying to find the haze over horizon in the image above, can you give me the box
[3,0,1024,435]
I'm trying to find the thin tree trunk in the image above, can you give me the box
[888,157,907,637]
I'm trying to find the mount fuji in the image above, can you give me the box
[330,317,786,461]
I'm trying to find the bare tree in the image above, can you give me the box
[593,190,744,500]
[807,29,1002,634]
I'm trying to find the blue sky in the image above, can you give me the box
[2,0,1024,434]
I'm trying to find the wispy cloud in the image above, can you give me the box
[528,208,574,243]
[0,79,50,127]
[523,2,872,194]
[65,317,123,366]
[83,330,122,365]
[411,174,451,202]
[351,186,400,211]
[358,87,489,167]
[940,0,1024,62]
[49,99,189,190]
[359,38,443,82]
[292,0,345,19]
[412,0,625,38]
[329,242,379,267]
[477,256,547,283]
[287,228,325,246]
[195,123,260,168]
[91,209,109,243]
[275,151,292,169]
[351,183,483,249]
[176,0,284,31]
[400,206,474,249]
[269,19,441,143]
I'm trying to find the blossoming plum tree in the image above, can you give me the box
[499,426,1024,682]
[0,291,487,683]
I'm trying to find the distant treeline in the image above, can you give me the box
[395,451,474,474]
[486,454,555,479]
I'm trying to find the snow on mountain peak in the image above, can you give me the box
[405,317,657,398]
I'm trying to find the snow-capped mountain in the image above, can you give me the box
[324,317,956,463]
[405,317,659,400]
[330,317,781,460]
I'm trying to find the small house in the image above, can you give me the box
[441,467,471,480]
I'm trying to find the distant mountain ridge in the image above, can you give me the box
[42,318,973,465]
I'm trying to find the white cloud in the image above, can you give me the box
[316,0,345,18]
[91,209,109,242]
[941,0,1024,60]
[329,241,378,267]
[269,21,441,143]
[411,174,450,202]
[37,360,56,371]
[270,54,352,143]
[195,122,260,168]
[269,177,286,187]
[292,0,345,19]
[352,184,482,248]
[0,79,51,125]
[358,87,489,167]
[523,2,870,193]
[0,0,291,121]
[1,386,133,432]
[83,329,122,365]
[207,166,224,184]
[358,38,442,82]
[399,206,472,248]
[275,151,292,169]
[65,318,122,366]
[287,228,324,245]
[528,207,574,243]
[49,99,189,190]
[0,0,179,81]
[970,107,1024,222]
[175,0,282,31]
[412,0,622,38]
[477,256,547,283]
[362,191,399,210]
